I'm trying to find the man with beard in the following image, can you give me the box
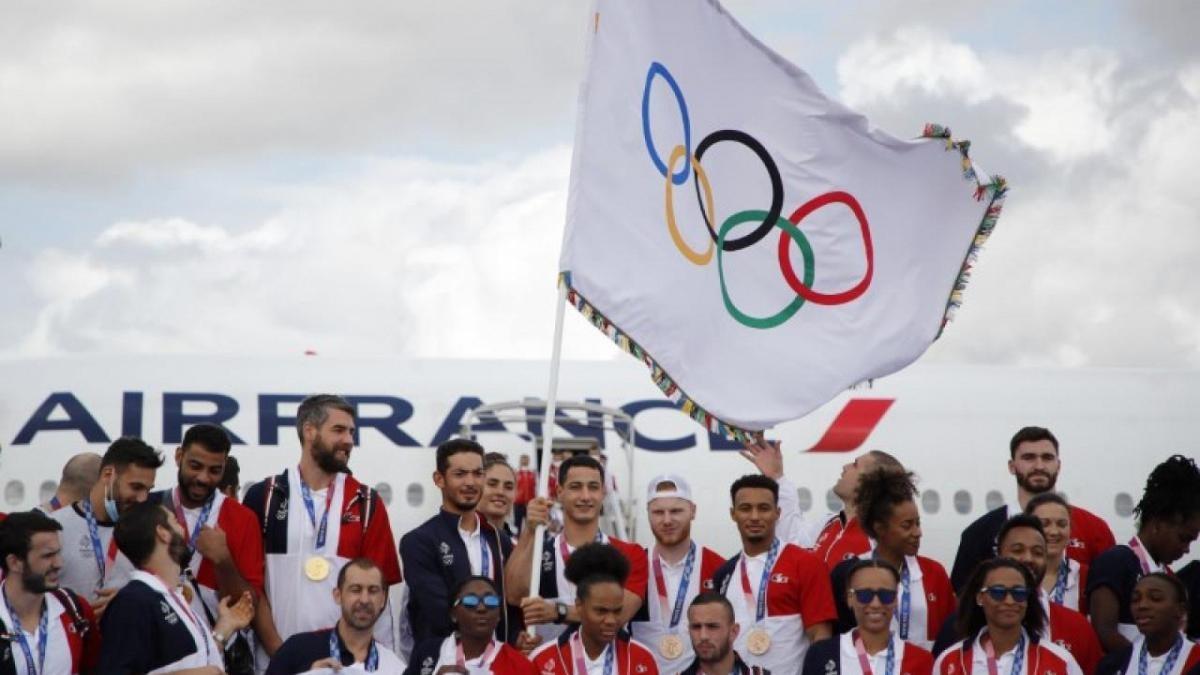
[51,437,163,617]
[682,593,769,675]
[98,501,255,673]
[401,439,515,647]
[0,512,102,674]
[949,426,1114,592]
[35,452,101,515]
[505,454,648,642]
[244,394,402,659]
[149,423,263,672]
[266,558,407,673]
[632,475,726,672]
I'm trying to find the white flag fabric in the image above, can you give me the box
[559,0,1006,436]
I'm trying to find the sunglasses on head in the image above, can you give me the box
[849,588,897,605]
[981,585,1030,603]
[455,593,502,610]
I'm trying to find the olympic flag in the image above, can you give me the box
[558,0,1007,437]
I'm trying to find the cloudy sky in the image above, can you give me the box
[3,1,1198,368]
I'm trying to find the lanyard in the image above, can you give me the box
[570,631,615,675]
[1129,537,1155,575]
[475,514,491,578]
[48,496,62,511]
[80,500,118,591]
[2,584,49,675]
[897,561,911,640]
[983,633,1026,675]
[558,530,605,566]
[299,470,336,550]
[1050,558,1070,604]
[329,625,380,671]
[853,631,895,675]
[456,638,499,670]
[738,538,780,623]
[652,543,696,629]
[1138,636,1184,675]
[171,488,217,557]
[165,585,211,663]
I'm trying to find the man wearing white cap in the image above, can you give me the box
[632,474,727,673]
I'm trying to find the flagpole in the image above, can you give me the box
[527,280,568,633]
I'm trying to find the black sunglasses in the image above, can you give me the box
[455,593,502,610]
[981,585,1030,603]
[849,588,897,605]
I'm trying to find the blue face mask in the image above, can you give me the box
[104,479,120,522]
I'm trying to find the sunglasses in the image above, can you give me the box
[849,588,897,605]
[455,593,502,610]
[981,585,1031,603]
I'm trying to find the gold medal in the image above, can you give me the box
[746,627,771,655]
[659,634,685,660]
[304,555,331,581]
[180,584,194,604]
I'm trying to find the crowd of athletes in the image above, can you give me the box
[1,393,1199,675]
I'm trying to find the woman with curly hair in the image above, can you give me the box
[1088,455,1200,652]
[830,469,955,650]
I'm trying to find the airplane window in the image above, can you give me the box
[953,490,972,514]
[796,487,812,513]
[4,480,24,506]
[825,489,844,513]
[406,482,424,508]
[39,480,56,504]
[1114,492,1134,518]
[375,482,393,507]
[922,490,940,514]
[985,490,1004,511]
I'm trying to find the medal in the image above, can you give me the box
[659,634,685,660]
[746,627,771,655]
[181,583,195,604]
[305,555,331,581]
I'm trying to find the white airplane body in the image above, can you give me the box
[1,355,1196,568]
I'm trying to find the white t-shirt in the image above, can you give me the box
[51,502,136,601]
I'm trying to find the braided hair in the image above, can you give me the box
[854,468,919,540]
[1134,455,1200,526]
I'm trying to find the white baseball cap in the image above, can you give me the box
[645,473,694,505]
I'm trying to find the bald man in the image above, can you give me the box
[36,452,102,514]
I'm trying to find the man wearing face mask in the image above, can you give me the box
[51,436,164,618]
[150,423,264,674]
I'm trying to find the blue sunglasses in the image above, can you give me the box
[849,588,897,605]
[456,593,502,610]
[981,585,1030,603]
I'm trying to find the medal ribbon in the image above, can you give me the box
[329,625,380,671]
[1138,635,1184,675]
[455,638,499,670]
[171,487,217,558]
[897,561,911,640]
[983,633,1026,675]
[48,495,62,511]
[1129,537,1155,575]
[80,500,118,591]
[652,542,696,629]
[853,631,895,675]
[2,584,49,675]
[299,469,336,551]
[477,514,491,578]
[570,630,615,675]
[1050,558,1070,604]
[738,538,780,623]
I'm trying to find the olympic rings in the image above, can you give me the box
[718,210,815,330]
[642,62,692,185]
[778,191,873,305]
[666,145,715,265]
[640,62,874,328]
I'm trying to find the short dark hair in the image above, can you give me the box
[564,543,629,599]
[1137,571,1188,606]
[0,512,63,572]
[854,468,918,540]
[217,455,240,493]
[688,591,735,622]
[101,437,165,472]
[1024,492,1070,516]
[558,455,604,486]
[729,474,778,505]
[295,394,355,443]
[452,574,499,600]
[845,558,900,588]
[114,502,172,568]
[1009,426,1058,459]
[997,514,1046,550]
[436,439,485,474]
[1134,455,1200,527]
[955,557,1045,641]
[181,423,232,455]
[336,557,383,588]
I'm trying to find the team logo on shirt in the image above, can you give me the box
[636,665,649,673]
[542,661,556,675]
[702,580,714,590]
[542,550,554,572]
[420,656,435,675]
[928,592,937,602]
[440,542,454,567]
[1068,537,1083,549]
[77,534,93,558]
[824,659,836,674]
[161,600,179,624]
[771,573,789,583]
[275,497,289,521]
